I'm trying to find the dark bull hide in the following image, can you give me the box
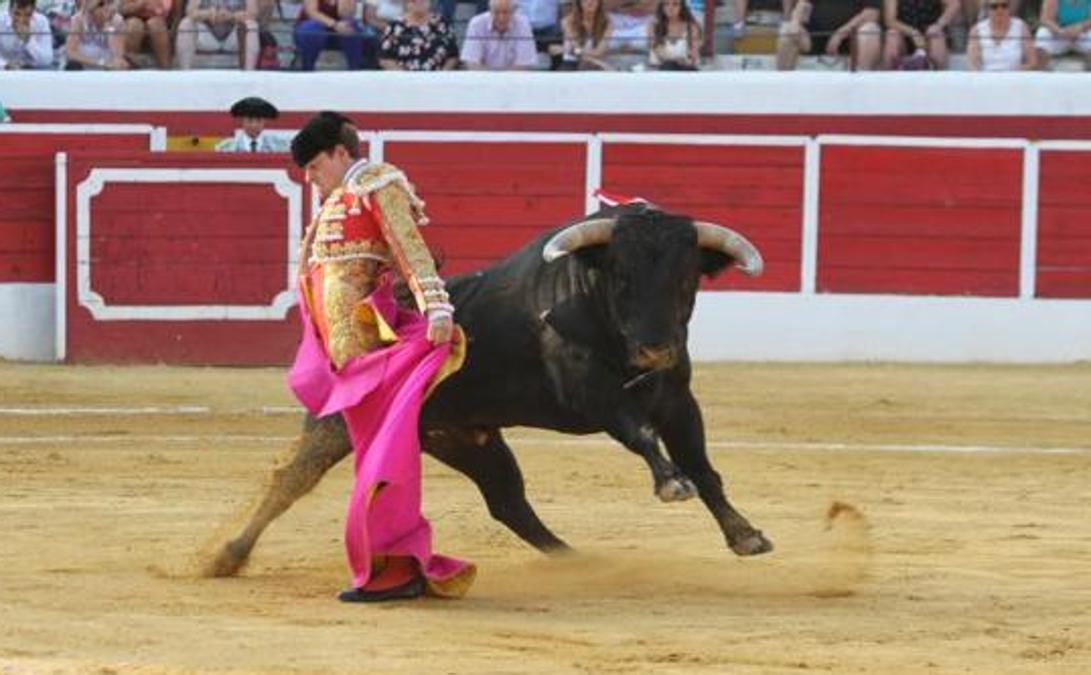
[206,203,772,578]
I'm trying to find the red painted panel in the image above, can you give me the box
[1036,151,1091,298]
[88,183,288,304]
[63,152,308,364]
[819,146,1022,296]
[0,130,152,282]
[602,143,803,292]
[385,141,587,274]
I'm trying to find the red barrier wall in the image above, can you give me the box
[384,141,587,276]
[17,110,1091,140]
[0,131,152,283]
[818,145,1023,297]
[1037,150,1091,299]
[61,152,311,364]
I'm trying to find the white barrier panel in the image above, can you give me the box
[692,292,1091,363]
[0,284,55,362]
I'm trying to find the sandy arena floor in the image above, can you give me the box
[0,362,1089,674]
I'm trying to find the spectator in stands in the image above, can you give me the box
[216,96,289,152]
[607,0,655,52]
[777,0,882,70]
[1034,0,1091,68]
[295,0,380,70]
[646,0,701,69]
[0,0,53,68]
[966,0,1033,69]
[460,0,539,69]
[560,0,614,68]
[65,0,129,69]
[119,0,174,68]
[883,0,959,69]
[176,0,259,69]
[379,0,459,70]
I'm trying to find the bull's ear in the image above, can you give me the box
[699,249,732,277]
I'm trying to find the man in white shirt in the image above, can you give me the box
[0,0,54,69]
[216,96,289,153]
[460,0,538,69]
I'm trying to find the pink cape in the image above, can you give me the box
[288,279,473,592]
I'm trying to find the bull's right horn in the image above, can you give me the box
[693,222,764,277]
[542,218,617,262]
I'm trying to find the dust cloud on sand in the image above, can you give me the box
[475,501,873,601]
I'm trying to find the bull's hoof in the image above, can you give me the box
[201,541,249,578]
[729,530,774,556]
[656,476,697,502]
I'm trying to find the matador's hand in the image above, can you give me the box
[426,311,454,345]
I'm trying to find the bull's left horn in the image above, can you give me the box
[693,222,764,277]
[542,218,617,262]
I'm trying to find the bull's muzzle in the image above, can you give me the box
[633,344,678,370]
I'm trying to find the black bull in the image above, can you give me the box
[206,204,773,578]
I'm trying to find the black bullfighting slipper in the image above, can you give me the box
[336,576,426,603]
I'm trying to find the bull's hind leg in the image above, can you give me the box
[652,390,773,556]
[202,414,352,577]
[423,427,570,554]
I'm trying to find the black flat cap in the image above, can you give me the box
[230,97,279,119]
[291,113,343,167]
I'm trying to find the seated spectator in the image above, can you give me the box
[65,0,129,69]
[646,0,701,69]
[176,0,259,69]
[560,0,614,68]
[607,0,655,51]
[295,0,380,70]
[777,0,882,70]
[883,0,959,69]
[379,0,459,70]
[1034,0,1091,68]
[0,0,53,69]
[119,0,174,68]
[461,0,539,69]
[216,96,289,152]
[967,0,1033,69]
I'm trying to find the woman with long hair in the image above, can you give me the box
[646,0,701,69]
[561,0,613,69]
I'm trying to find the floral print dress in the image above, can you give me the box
[380,16,459,70]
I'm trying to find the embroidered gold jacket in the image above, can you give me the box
[300,161,452,368]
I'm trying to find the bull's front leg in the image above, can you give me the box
[201,413,353,577]
[598,398,698,504]
[651,389,773,556]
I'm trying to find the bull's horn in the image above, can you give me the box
[693,222,764,277]
[542,218,617,262]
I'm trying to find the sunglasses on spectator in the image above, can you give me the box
[987,2,1008,8]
